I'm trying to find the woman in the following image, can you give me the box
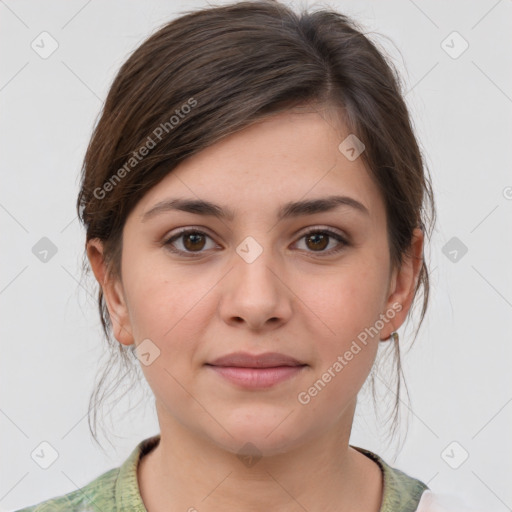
[16,1,456,510]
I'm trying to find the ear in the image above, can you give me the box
[86,238,134,346]
[380,227,424,342]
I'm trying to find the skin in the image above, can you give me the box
[87,105,424,512]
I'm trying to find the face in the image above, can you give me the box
[88,107,423,457]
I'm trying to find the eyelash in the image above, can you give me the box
[162,227,349,258]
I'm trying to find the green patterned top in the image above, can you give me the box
[15,434,429,512]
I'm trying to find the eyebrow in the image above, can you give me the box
[141,195,370,223]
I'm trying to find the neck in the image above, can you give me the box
[138,403,383,512]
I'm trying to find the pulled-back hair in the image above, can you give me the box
[77,0,436,453]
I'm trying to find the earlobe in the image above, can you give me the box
[86,238,134,346]
[380,228,424,342]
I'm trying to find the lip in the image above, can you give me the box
[205,351,307,390]
[207,351,305,368]
[206,365,307,389]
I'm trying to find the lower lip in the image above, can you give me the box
[206,365,306,389]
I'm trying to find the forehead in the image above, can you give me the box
[131,109,384,223]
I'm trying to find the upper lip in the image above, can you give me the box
[207,351,306,368]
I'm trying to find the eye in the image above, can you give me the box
[163,228,217,257]
[293,228,348,256]
[163,226,349,258]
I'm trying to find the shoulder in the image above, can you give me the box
[351,445,429,512]
[12,466,120,512]
[13,435,160,512]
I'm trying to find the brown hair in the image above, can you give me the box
[77,0,436,453]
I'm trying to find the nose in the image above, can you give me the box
[218,243,293,331]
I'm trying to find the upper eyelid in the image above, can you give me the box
[164,225,348,248]
[166,225,347,240]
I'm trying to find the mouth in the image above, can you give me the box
[205,351,307,389]
[205,365,307,389]
[206,351,306,368]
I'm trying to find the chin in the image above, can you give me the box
[208,421,303,459]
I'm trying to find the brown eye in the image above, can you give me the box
[182,232,206,251]
[304,232,329,251]
[164,229,216,256]
[163,227,349,258]
[295,228,348,255]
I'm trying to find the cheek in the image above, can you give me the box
[298,260,386,342]
[121,256,219,386]
[128,280,205,349]
[121,242,201,338]
[124,266,203,397]
[293,259,387,395]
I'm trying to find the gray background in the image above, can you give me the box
[1,0,511,510]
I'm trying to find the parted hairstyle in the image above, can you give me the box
[76,0,436,453]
